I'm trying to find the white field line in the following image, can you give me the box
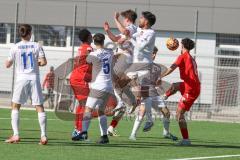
[169,154,240,160]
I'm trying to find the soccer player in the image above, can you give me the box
[80,33,114,144]
[128,11,156,140]
[5,24,48,145]
[157,38,201,145]
[42,66,55,108]
[104,9,138,136]
[69,29,93,141]
[142,47,178,141]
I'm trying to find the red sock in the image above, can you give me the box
[165,89,172,97]
[75,106,85,132]
[180,128,189,139]
[110,120,118,128]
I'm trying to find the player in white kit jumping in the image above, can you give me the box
[5,24,48,145]
[80,33,114,144]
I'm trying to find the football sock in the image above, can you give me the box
[38,112,47,137]
[82,112,92,132]
[98,115,108,136]
[162,117,170,135]
[180,127,189,139]
[11,109,19,136]
[110,120,118,128]
[131,115,143,136]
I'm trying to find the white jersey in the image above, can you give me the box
[117,23,137,53]
[132,28,156,63]
[8,41,45,80]
[87,48,113,92]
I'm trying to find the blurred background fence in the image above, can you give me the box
[0,1,239,122]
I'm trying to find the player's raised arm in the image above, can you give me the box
[37,45,47,66]
[114,12,130,37]
[104,22,121,42]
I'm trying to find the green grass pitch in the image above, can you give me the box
[0,108,240,160]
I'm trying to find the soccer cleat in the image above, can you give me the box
[143,122,154,132]
[97,135,109,144]
[129,134,136,141]
[112,106,126,120]
[163,133,178,141]
[5,135,20,144]
[39,136,48,145]
[71,129,82,141]
[177,139,191,146]
[107,127,120,137]
[79,131,88,141]
[112,103,126,113]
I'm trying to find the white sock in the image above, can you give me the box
[131,115,143,136]
[98,115,108,136]
[38,112,47,137]
[82,112,92,132]
[11,109,20,136]
[162,117,170,136]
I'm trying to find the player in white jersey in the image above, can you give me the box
[141,47,178,141]
[128,11,157,140]
[80,33,114,144]
[104,10,138,136]
[5,24,48,145]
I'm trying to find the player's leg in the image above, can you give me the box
[163,82,182,100]
[5,80,29,143]
[129,103,146,140]
[160,107,178,141]
[143,97,154,132]
[32,79,48,145]
[97,106,109,144]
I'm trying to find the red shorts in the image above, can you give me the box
[178,82,200,111]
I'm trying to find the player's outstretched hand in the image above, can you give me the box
[156,78,162,86]
[104,22,110,32]
[114,12,120,20]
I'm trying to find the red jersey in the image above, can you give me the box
[70,43,93,85]
[43,72,55,89]
[174,51,200,94]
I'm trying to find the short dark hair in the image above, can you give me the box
[93,33,105,46]
[153,46,158,54]
[181,38,195,51]
[78,29,91,43]
[142,11,156,27]
[121,9,137,23]
[19,24,32,38]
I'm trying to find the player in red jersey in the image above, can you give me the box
[157,38,201,145]
[70,29,93,141]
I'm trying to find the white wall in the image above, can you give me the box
[0,30,216,105]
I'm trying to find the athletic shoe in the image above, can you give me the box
[39,136,48,145]
[97,135,109,144]
[5,135,20,143]
[143,122,154,132]
[129,134,136,141]
[107,127,120,137]
[80,131,88,141]
[112,103,126,113]
[177,139,191,146]
[113,107,126,120]
[163,133,178,141]
[71,129,82,141]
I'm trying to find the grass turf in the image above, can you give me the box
[0,108,240,160]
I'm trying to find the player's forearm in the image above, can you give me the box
[114,18,128,36]
[161,65,176,78]
[38,58,47,66]
[106,30,119,42]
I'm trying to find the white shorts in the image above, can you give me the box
[143,96,166,110]
[12,79,44,106]
[85,90,112,110]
